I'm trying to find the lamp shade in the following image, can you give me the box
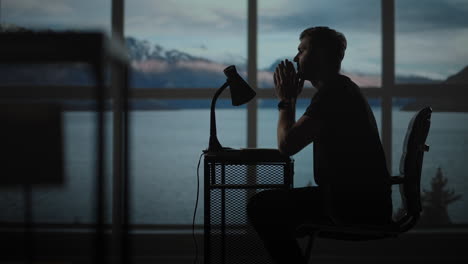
[224,65,256,106]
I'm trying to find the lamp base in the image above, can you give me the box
[206,135,223,152]
[205,135,236,153]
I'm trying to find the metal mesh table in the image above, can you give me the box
[204,148,294,264]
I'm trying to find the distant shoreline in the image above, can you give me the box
[400,99,468,112]
[15,98,467,112]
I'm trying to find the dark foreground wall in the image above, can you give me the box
[1,230,468,264]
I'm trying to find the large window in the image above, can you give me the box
[1,0,467,228]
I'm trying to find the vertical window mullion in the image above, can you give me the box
[111,0,125,257]
[247,0,258,148]
[382,0,394,171]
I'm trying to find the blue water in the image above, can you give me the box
[1,107,468,225]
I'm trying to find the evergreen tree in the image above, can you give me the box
[393,167,462,226]
[419,167,462,226]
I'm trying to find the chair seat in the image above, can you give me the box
[296,222,400,241]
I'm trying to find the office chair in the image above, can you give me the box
[295,107,433,262]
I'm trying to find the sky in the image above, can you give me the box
[2,0,468,80]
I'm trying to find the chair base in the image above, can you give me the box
[296,223,400,241]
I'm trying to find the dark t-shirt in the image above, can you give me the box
[304,74,392,224]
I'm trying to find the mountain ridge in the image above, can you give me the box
[1,28,466,111]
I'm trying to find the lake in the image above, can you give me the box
[1,107,467,225]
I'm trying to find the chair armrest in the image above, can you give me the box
[296,222,399,237]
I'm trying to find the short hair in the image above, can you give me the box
[300,26,347,72]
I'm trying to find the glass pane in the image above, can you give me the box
[392,101,468,225]
[129,100,247,224]
[258,98,382,188]
[396,0,468,83]
[259,0,382,88]
[125,0,247,88]
[1,0,111,33]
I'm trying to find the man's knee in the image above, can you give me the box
[247,189,283,223]
[246,192,261,223]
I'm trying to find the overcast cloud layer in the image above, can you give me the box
[2,0,467,79]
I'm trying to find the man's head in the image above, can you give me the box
[293,26,347,82]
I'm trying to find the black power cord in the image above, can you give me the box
[193,152,204,264]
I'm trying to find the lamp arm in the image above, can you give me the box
[210,81,229,137]
[208,81,229,151]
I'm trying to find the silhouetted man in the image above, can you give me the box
[247,27,393,264]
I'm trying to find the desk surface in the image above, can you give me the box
[204,148,293,163]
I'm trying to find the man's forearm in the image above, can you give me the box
[277,99,296,151]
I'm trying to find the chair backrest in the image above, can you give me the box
[396,107,432,232]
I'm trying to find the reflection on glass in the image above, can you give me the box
[396,0,468,83]
[125,0,247,88]
[392,102,468,224]
[259,0,381,88]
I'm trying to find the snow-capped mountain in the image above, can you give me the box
[126,37,209,63]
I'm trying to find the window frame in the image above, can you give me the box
[2,0,466,229]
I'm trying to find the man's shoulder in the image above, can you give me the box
[320,74,358,96]
[336,74,361,92]
[304,75,363,117]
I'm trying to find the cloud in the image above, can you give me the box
[124,0,246,37]
[3,0,465,80]
[396,0,468,32]
[259,0,381,34]
[259,0,468,34]
[4,0,74,17]
[396,27,468,78]
[2,0,110,30]
[5,0,467,35]
[257,0,468,79]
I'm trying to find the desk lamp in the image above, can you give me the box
[206,65,256,152]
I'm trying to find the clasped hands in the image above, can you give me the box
[274,59,305,102]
